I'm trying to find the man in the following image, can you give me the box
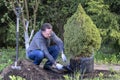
[27,23,67,70]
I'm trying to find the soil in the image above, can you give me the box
[0,59,117,80]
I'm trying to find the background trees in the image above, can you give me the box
[0,0,120,54]
[84,0,120,53]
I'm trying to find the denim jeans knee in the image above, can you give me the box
[28,50,44,65]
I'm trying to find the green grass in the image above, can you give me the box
[0,48,25,72]
[63,71,120,80]
[94,51,120,64]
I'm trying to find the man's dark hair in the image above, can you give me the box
[41,23,53,31]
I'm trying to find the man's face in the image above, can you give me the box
[42,28,52,39]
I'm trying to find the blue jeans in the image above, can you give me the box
[28,45,60,66]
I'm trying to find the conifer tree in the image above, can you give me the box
[64,4,101,57]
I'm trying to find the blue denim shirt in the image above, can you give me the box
[27,30,64,64]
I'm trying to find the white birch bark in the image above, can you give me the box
[24,21,34,58]
[24,21,29,58]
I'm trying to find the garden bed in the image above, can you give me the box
[0,59,116,80]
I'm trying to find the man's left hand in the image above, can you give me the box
[61,51,67,62]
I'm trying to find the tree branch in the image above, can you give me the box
[24,0,29,20]
[33,0,40,29]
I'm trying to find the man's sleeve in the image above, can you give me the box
[51,32,64,52]
[35,38,55,64]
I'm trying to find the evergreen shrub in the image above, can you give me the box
[64,4,101,57]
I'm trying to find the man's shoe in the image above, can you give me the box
[43,65,63,73]
[43,65,52,70]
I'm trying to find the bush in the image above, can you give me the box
[64,4,101,57]
[85,0,120,53]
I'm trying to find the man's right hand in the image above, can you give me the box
[52,62,63,70]
[55,63,63,70]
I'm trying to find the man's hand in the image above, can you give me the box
[52,62,63,70]
[61,51,67,62]
[56,63,63,70]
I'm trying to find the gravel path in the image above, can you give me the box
[94,64,120,71]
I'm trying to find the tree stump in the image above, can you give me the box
[70,55,94,74]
